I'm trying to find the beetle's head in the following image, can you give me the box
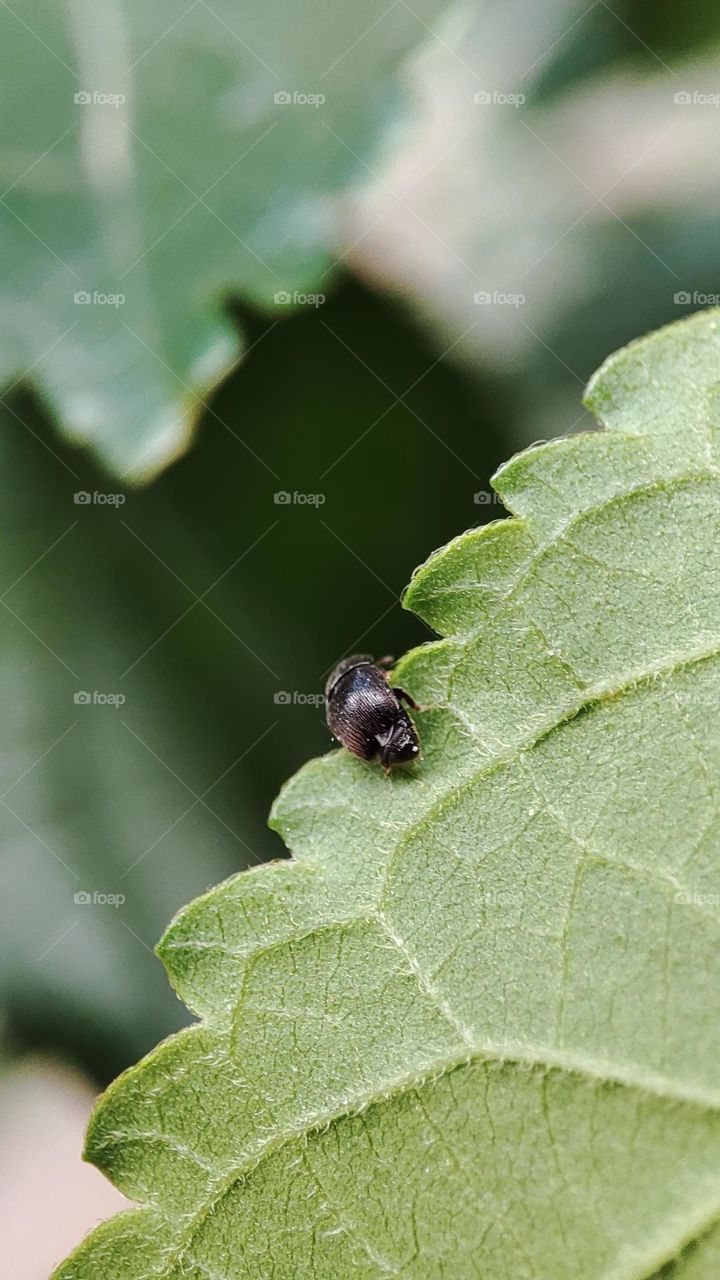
[377,717,420,770]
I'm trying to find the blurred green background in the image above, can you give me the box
[0,277,510,1083]
[2,0,720,1108]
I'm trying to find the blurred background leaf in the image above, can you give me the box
[346,0,720,450]
[0,0,449,478]
[1,274,508,1083]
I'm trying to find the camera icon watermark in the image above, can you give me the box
[473,490,504,505]
[74,890,126,907]
[74,291,125,308]
[674,89,720,107]
[273,290,325,307]
[273,90,325,108]
[473,289,525,308]
[73,490,125,506]
[478,890,523,909]
[674,290,720,306]
[473,90,525,108]
[273,490,325,506]
[274,691,326,707]
[74,690,126,708]
[674,891,720,907]
[74,90,126,108]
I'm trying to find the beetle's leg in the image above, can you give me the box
[375,654,394,669]
[392,686,424,712]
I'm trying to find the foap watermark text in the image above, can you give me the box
[474,90,525,108]
[274,290,325,307]
[74,890,125,907]
[274,691,325,707]
[474,290,525,308]
[74,90,126,108]
[675,891,720,907]
[674,90,720,107]
[74,291,125,307]
[274,90,325,108]
[74,490,125,506]
[675,290,720,306]
[274,490,325,506]
[74,690,126,707]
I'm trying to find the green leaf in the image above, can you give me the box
[55,309,720,1278]
[0,0,445,480]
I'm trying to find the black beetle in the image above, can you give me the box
[325,654,422,773]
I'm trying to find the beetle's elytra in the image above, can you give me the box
[325,653,422,773]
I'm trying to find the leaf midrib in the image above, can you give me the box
[163,636,720,990]
[138,461,720,1276]
[128,1006,720,1280]
[382,637,720,910]
[144,636,720,1269]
